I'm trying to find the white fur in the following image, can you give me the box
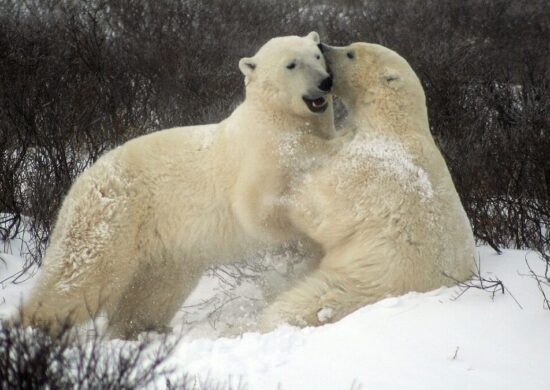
[260,43,475,329]
[20,33,342,339]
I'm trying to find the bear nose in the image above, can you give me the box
[318,76,333,92]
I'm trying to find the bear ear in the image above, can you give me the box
[239,57,257,77]
[381,68,402,89]
[305,31,320,44]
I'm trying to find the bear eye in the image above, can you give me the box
[347,51,355,59]
[286,61,296,70]
[315,54,321,60]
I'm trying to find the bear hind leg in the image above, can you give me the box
[19,272,113,337]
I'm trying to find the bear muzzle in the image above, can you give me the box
[318,76,333,92]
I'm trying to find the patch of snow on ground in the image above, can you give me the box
[1,253,40,317]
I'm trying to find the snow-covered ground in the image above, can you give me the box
[1,244,549,389]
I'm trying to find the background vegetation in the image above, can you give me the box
[0,321,183,390]
[1,0,549,272]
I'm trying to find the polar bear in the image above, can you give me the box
[260,42,475,328]
[20,32,342,339]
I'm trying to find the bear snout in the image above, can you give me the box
[318,76,333,92]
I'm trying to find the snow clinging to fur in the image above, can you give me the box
[338,134,434,200]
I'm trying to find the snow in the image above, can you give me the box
[1,245,549,389]
[1,253,39,314]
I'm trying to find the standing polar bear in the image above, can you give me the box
[260,42,475,328]
[21,32,341,339]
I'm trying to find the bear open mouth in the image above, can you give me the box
[303,96,328,113]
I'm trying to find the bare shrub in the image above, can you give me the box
[0,0,548,273]
[0,319,183,389]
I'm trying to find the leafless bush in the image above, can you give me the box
[0,319,184,389]
[0,0,548,271]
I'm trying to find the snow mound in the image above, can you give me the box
[168,247,549,390]
[1,247,549,389]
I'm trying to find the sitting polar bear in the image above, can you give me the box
[260,42,475,329]
[20,32,342,339]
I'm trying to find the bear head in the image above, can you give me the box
[320,42,426,117]
[239,32,333,118]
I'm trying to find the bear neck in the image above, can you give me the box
[242,98,335,139]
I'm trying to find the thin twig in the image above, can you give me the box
[523,254,550,310]
[444,254,522,309]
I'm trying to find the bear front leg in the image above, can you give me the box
[258,265,377,332]
[106,257,202,340]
